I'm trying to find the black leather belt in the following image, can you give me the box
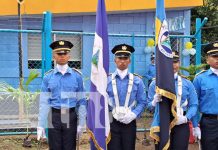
[202,114,218,120]
[52,107,75,114]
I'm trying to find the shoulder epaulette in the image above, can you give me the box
[179,74,188,79]
[44,69,53,75]
[195,70,206,77]
[133,73,143,79]
[72,68,82,75]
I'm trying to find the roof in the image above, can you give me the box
[0,0,203,16]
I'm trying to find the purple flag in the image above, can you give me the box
[87,0,110,149]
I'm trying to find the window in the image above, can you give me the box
[27,32,82,69]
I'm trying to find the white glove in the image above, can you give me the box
[77,125,86,138]
[151,94,162,106]
[119,111,137,124]
[193,127,201,140]
[37,127,46,141]
[176,115,188,125]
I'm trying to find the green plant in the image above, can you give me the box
[179,64,208,81]
[0,70,40,137]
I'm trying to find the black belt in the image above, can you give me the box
[202,114,218,120]
[51,107,75,114]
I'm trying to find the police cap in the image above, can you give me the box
[50,40,73,54]
[111,44,135,58]
[204,41,218,56]
[172,50,180,62]
[151,53,155,60]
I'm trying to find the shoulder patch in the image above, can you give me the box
[72,68,82,75]
[44,69,53,75]
[133,73,143,79]
[195,70,206,77]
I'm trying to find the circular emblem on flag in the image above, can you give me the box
[157,20,173,58]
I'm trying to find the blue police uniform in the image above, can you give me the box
[191,41,218,150]
[192,69,218,150]
[38,67,86,127]
[145,54,156,87]
[147,77,198,118]
[107,44,147,150]
[38,40,86,150]
[148,76,198,149]
[145,63,156,81]
[192,69,218,127]
[147,61,198,149]
[107,71,147,117]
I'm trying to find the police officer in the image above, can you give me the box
[37,40,87,150]
[192,42,218,150]
[145,53,156,86]
[107,44,147,150]
[147,51,198,150]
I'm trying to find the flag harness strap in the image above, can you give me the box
[177,75,188,116]
[111,73,134,108]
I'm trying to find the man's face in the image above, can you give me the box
[53,52,70,65]
[114,57,131,70]
[173,61,180,73]
[207,55,218,69]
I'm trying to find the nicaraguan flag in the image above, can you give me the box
[87,0,110,149]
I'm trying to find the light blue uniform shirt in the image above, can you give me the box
[192,69,218,127]
[147,75,198,128]
[145,64,156,80]
[107,71,147,117]
[38,67,86,128]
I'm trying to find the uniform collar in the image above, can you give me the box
[207,68,215,76]
[115,68,129,79]
[54,64,72,74]
[210,67,218,76]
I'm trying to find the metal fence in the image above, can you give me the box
[0,12,206,135]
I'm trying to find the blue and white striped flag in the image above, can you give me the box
[87,0,110,149]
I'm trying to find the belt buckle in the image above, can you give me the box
[61,108,67,115]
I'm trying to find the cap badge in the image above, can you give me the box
[59,41,64,45]
[213,43,218,47]
[122,46,127,50]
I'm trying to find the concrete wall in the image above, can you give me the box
[0,9,190,90]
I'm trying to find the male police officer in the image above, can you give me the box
[148,50,198,150]
[192,42,218,150]
[145,53,156,86]
[37,40,87,150]
[107,44,147,150]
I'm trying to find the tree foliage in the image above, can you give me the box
[180,64,208,81]
[191,0,218,43]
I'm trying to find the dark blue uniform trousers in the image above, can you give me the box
[155,122,190,150]
[108,118,136,150]
[200,115,218,150]
[48,108,77,150]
